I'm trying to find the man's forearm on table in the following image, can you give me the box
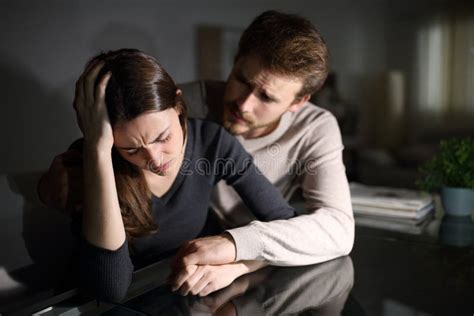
[227,208,354,266]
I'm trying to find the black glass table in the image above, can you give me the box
[102,256,356,315]
[351,214,474,315]
[2,213,474,315]
[97,214,474,316]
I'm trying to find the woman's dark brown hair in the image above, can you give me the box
[88,48,187,242]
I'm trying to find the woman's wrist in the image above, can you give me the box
[228,260,263,279]
[236,260,268,277]
[83,140,112,157]
[231,262,250,278]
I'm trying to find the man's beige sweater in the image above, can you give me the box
[182,81,354,266]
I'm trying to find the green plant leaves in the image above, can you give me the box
[416,138,474,191]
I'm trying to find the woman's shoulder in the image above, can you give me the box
[187,118,223,133]
[187,118,227,142]
[187,118,241,155]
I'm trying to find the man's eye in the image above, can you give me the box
[259,93,271,102]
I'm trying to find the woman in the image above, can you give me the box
[70,49,295,302]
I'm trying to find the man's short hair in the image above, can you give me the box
[236,10,329,99]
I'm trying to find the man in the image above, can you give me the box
[168,10,353,293]
[38,10,353,296]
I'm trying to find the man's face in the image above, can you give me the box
[223,55,307,139]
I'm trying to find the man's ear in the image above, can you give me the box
[288,94,310,112]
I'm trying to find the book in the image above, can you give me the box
[355,212,435,234]
[350,182,433,211]
[353,202,434,220]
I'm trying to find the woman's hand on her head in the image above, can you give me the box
[73,60,113,152]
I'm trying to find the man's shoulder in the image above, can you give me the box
[287,102,340,135]
[179,81,208,119]
[179,80,225,121]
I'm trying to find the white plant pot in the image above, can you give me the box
[441,187,474,217]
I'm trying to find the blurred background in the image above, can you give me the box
[0,0,473,301]
[0,0,472,177]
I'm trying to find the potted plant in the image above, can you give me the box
[417,138,474,216]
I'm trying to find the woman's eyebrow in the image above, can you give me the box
[117,127,170,150]
[149,127,170,143]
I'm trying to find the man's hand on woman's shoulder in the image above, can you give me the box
[37,148,83,211]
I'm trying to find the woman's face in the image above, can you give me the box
[113,108,184,176]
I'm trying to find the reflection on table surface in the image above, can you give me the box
[102,256,356,315]
[353,218,474,316]
[2,211,474,315]
[355,211,474,249]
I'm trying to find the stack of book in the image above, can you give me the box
[350,182,435,234]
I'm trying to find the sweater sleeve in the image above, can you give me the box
[226,113,354,265]
[214,128,296,222]
[72,213,134,303]
[79,238,134,303]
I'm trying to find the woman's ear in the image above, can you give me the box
[175,89,184,115]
